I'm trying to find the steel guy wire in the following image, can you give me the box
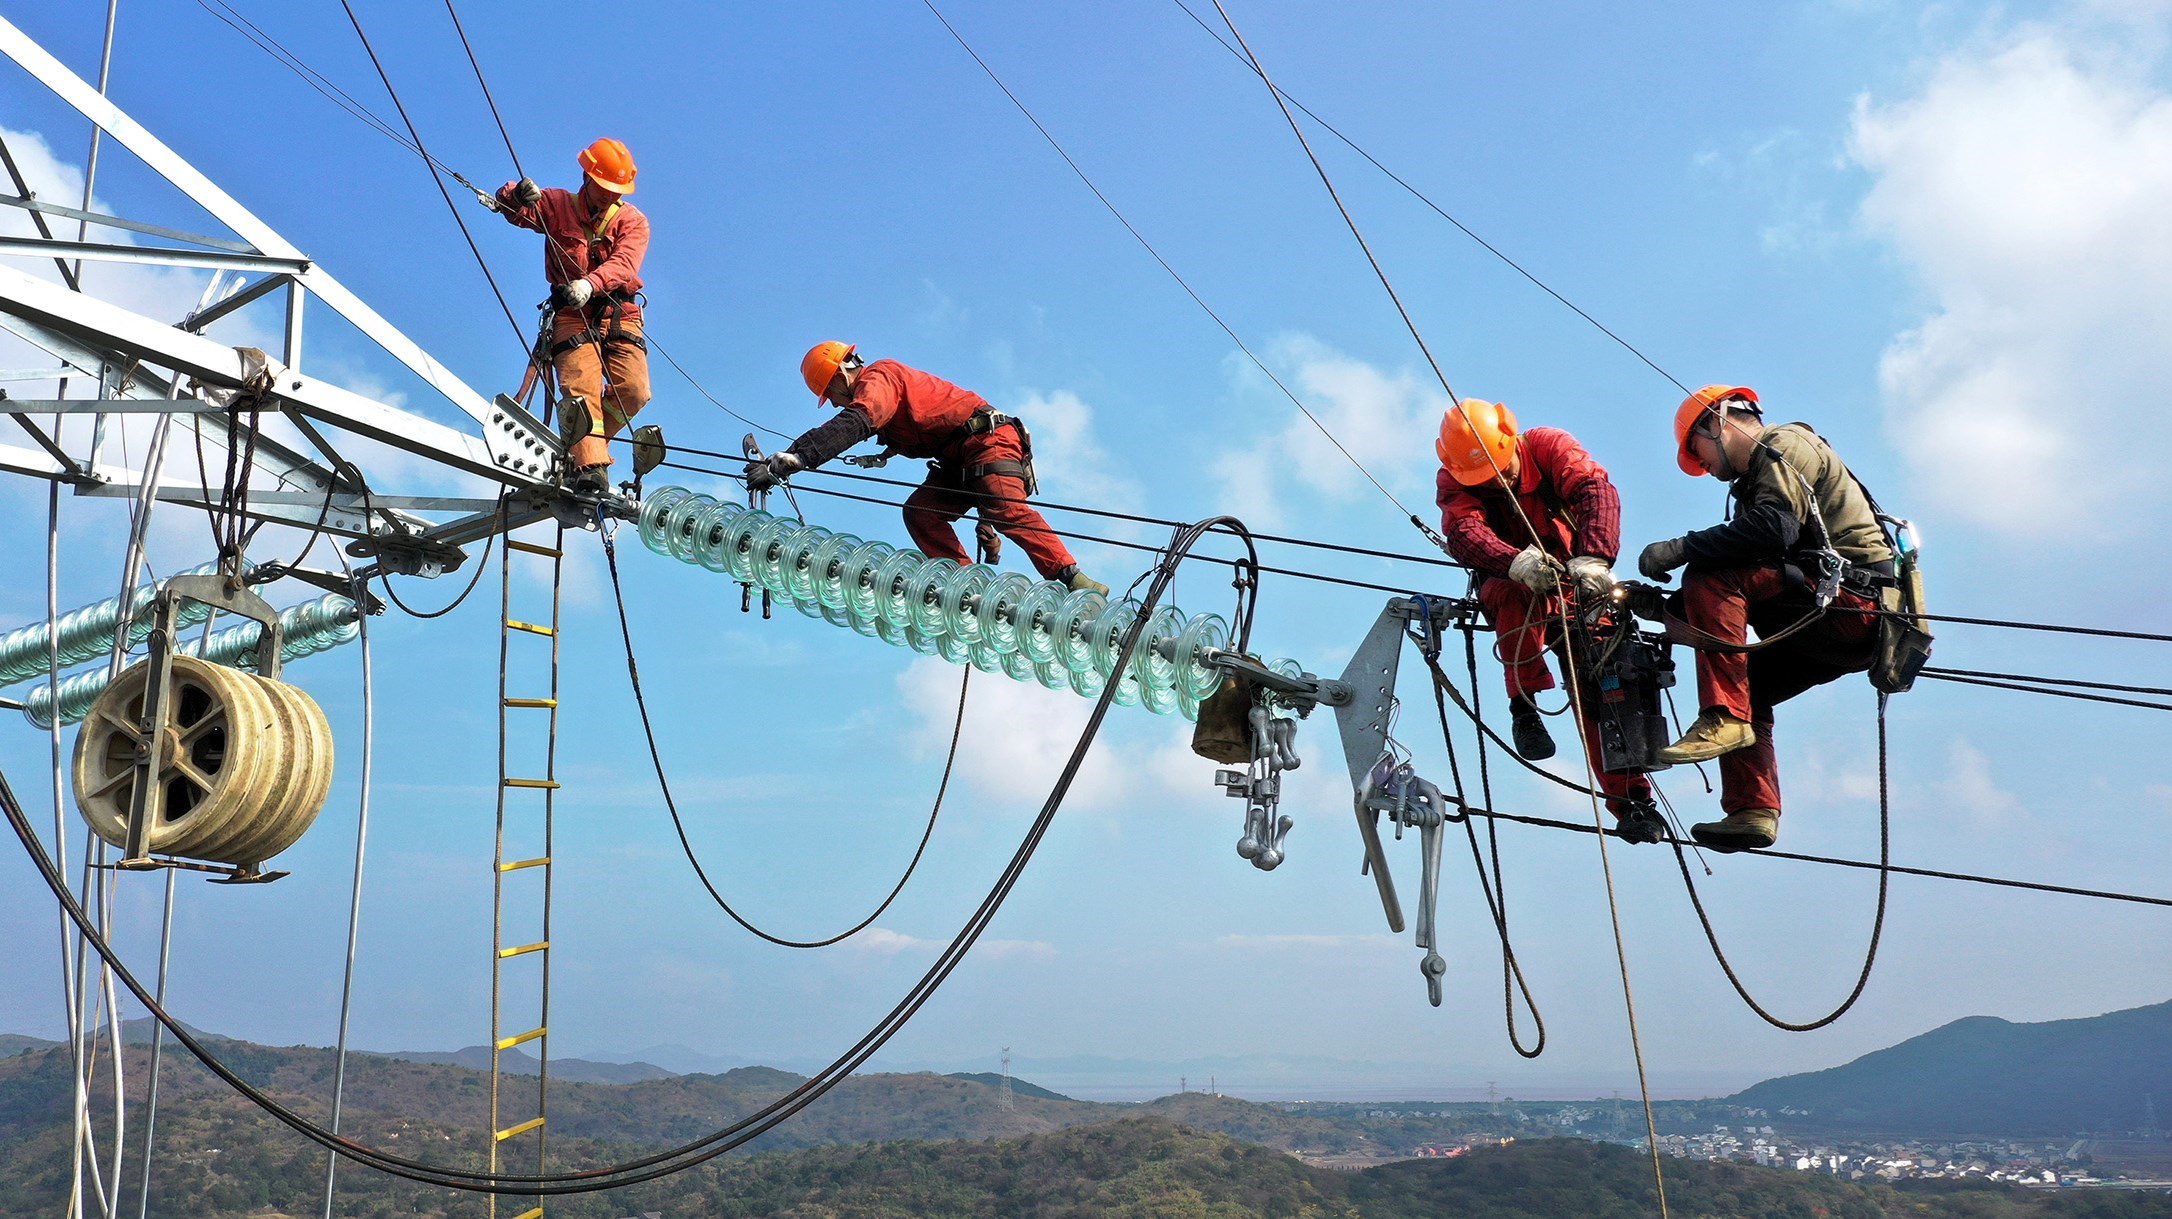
[335,0,527,350]
[1167,0,1692,394]
[441,0,523,181]
[918,0,1441,544]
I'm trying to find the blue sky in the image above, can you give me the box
[2,0,2170,1101]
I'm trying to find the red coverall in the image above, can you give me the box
[849,361,1079,579]
[494,182,651,469]
[1436,426,1647,811]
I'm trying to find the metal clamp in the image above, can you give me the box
[740,433,772,619]
[1218,704,1301,871]
[1356,754,1451,1006]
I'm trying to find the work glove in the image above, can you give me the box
[513,177,542,206]
[1507,544,1565,593]
[743,450,803,493]
[1565,555,1619,604]
[553,277,595,309]
[1637,537,1688,582]
[974,520,1003,565]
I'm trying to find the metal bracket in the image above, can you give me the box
[1198,648,1351,713]
[347,529,466,578]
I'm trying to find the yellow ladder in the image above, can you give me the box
[490,528,564,1219]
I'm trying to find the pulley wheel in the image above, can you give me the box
[72,654,333,866]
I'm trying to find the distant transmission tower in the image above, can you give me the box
[999,1046,1015,1112]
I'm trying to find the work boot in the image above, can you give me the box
[1059,566,1109,597]
[1509,696,1555,761]
[1689,808,1779,853]
[570,464,613,496]
[1657,709,1756,764]
[1611,798,1669,845]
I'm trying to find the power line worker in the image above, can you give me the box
[747,343,1110,594]
[1434,399,1665,843]
[488,138,650,496]
[1636,385,1897,852]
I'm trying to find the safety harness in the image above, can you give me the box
[544,199,649,361]
[951,408,1039,496]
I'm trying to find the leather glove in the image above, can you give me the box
[974,520,1003,565]
[744,450,803,493]
[1507,544,1565,593]
[553,277,594,309]
[1566,555,1619,604]
[513,177,542,206]
[1638,537,1688,582]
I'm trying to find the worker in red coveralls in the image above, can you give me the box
[1434,398,1666,844]
[1635,384,1897,853]
[746,343,1110,594]
[483,138,650,495]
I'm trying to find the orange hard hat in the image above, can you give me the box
[1673,384,1758,476]
[577,138,637,195]
[800,341,856,400]
[1436,398,1520,487]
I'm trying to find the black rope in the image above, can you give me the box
[1420,632,1546,1057]
[359,487,500,620]
[1453,803,2172,909]
[600,524,965,948]
[1666,695,1891,1031]
[621,432,1467,574]
[645,333,796,445]
[1922,666,2172,698]
[1917,671,2172,713]
[2,516,1244,1194]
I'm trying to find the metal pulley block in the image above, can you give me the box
[70,574,334,880]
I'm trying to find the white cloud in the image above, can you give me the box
[845,927,934,956]
[1210,335,1445,529]
[1215,933,1376,952]
[979,938,1057,962]
[896,656,1133,808]
[1928,738,2028,828]
[1850,14,2172,536]
[1006,388,1146,543]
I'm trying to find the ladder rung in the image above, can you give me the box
[494,1116,546,1142]
[508,1208,544,1219]
[498,856,551,872]
[496,1027,545,1052]
[503,697,558,709]
[505,619,555,637]
[498,940,549,959]
[503,778,560,790]
[506,539,561,558]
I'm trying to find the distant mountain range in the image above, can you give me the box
[12,996,2172,1139]
[1732,998,2172,1136]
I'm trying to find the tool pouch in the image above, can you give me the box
[1191,658,1258,764]
[1870,561,1932,694]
